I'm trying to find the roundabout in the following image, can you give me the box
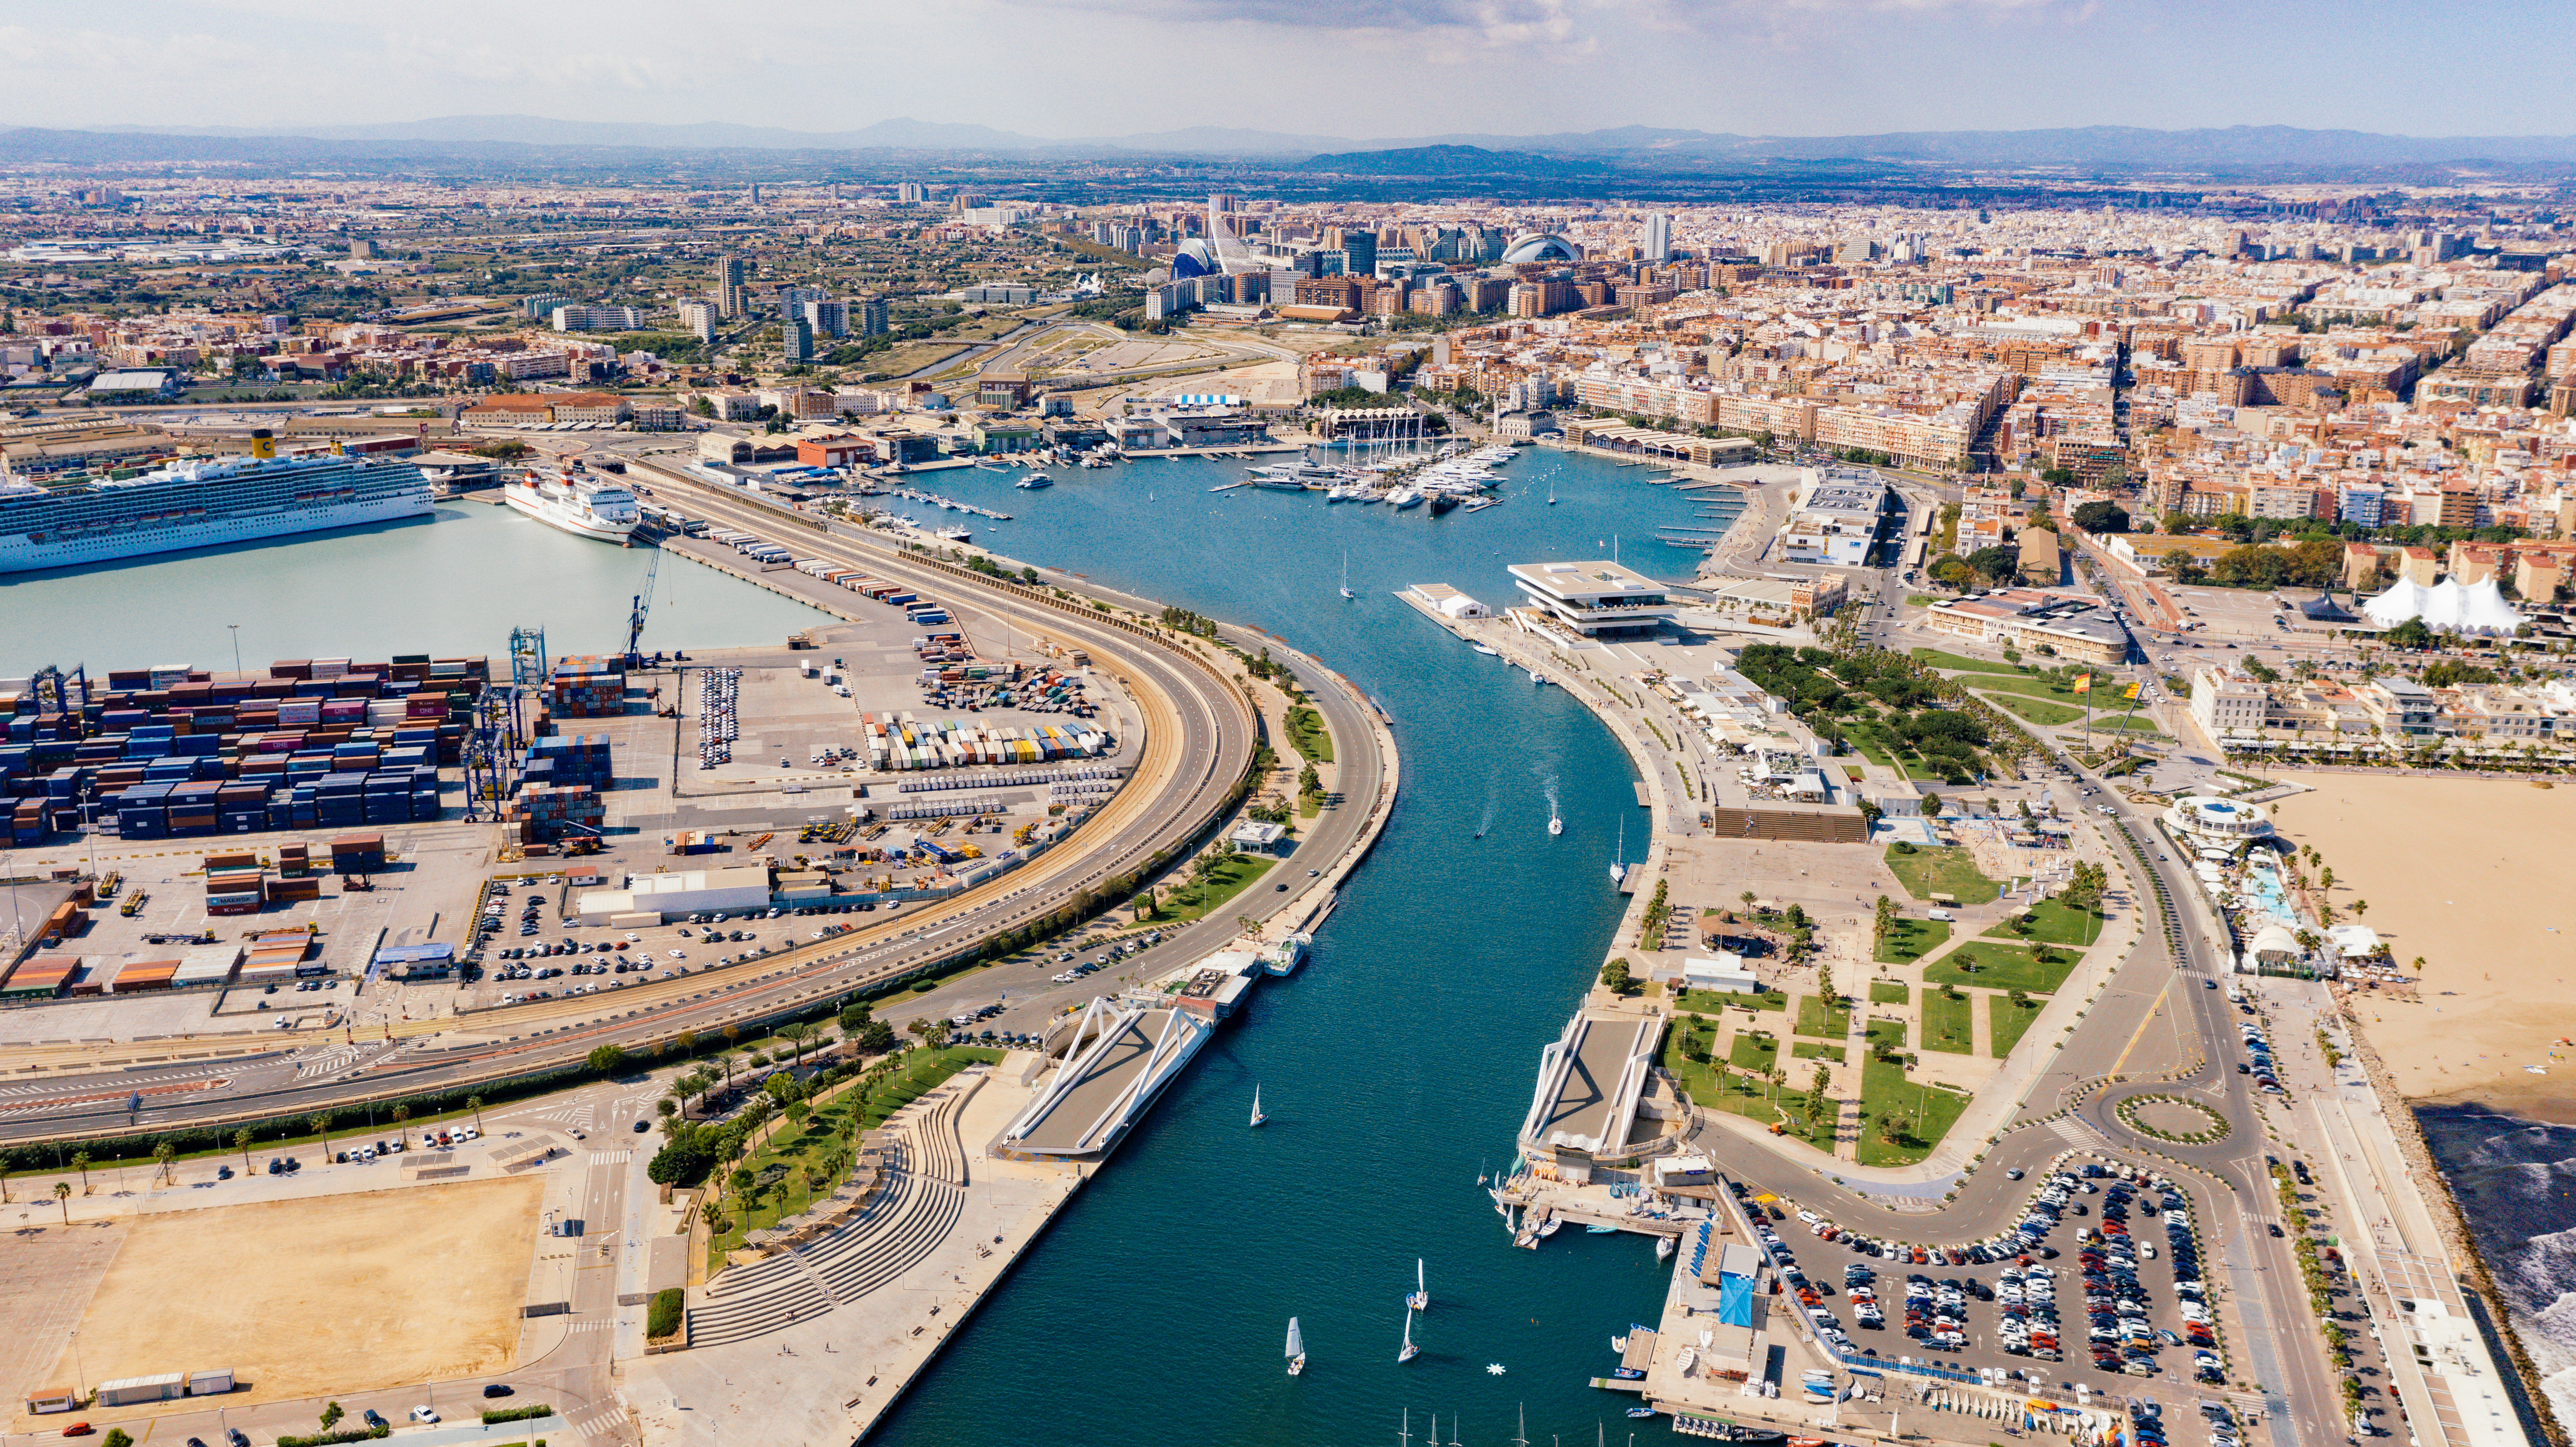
[2115,1092,2231,1144]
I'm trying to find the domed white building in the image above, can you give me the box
[2161,794,2273,844]
[1501,233,1581,264]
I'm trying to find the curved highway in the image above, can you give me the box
[0,477,1261,1142]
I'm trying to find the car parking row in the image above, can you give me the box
[697,667,741,769]
[1737,1157,2230,1404]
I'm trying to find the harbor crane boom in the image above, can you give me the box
[623,547,661,670]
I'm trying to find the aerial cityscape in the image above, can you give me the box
[1,7,2574,1447]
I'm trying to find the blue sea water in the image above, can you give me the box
[864,449,1736,1447]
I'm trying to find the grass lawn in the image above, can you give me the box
[1846,728,1900,770]
[1792,1042,1848,1064]
[1731,1031,1780,1075]
[1984,895,2105,948]
[1856,1055,1972,1168]
[1284,704,1335,763]
[1854,1017,1971,1167]
[1951,672,2100,705]
[1921,987,1975,1054]
[1656,1015,1727,1106]
[1987,692,2086,727]
[1883,844,2002,905]
[1988,992,2046,1057]
[708,1045,1000,1268]
[1873,916,1952,964]
[1795,993,1853,1040]
[1681,988,1785,1013]
[1138,853,1275,924]
[1911,647,2010,672]
[1869,980,1909,1006]
[1923,940,2077,994]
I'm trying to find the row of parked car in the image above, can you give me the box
[2241,1020,2286,1094]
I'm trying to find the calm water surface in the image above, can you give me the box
[0,501,829,678]
[869,449,1730,1447]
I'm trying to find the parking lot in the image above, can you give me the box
[1737,1157,2248,1445]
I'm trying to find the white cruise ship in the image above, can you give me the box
[0,436,432,575]
[503,466,639,544]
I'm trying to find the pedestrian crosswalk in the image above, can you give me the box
[586,1149,634,1165]
[566,1401,631,1442]
[2051,1114,2113,1147]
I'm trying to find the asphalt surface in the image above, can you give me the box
[0,477,1264,1143]
[1688,696,2343,1447]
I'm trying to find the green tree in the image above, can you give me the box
[764,1070,798,1106]
[321,1402,345,1430]
[54,1180,70,1224]
[391,1104,410,1148]
[235,1128,254,1175]
[588,1043,628,1077]
[69,1150,90,1194]
[466,1095,485,1132]
[1602,958,1633,994]
[308,1112,334,1161]
[838,1000,875,1035]
[152,1141,175,1185]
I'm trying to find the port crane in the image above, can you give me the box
[623,547,661,671]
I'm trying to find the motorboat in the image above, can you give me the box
[1015,474,1052,489]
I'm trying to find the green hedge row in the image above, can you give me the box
[481,1403,553,1425]
[647,1287,685,1339]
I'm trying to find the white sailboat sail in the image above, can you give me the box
[1406,1257,1429,1311]
[1398,1308,1420,1363]
[1285,1316,1305,1375]
[1251,1084,1265,1127]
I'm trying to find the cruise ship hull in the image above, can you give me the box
[504,482,637,543]
[0,490,432,575]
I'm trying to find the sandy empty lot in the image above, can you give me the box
[2269,774,2576,1120]
[37,1176,543,1417]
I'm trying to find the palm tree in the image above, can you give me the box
[391,1105,410,1149]
[69,1150,90,1195]
[54,1181,70,1225]
[467,1096,485,1133]
[235,1129,254,1176]
[152,1142,175,1185]
[720,1053,740,1092]
[2352,900,2368,919]
[309,1112,334,1161]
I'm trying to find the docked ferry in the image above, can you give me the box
[502,465,640,544]
[0,436,432,574]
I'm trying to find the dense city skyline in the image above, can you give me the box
[4,0,2570,142]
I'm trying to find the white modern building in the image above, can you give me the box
[577,865,771,922]
[2160,795,2274,845]
[1506,560,1675,637]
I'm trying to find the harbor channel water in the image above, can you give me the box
[7,443,1745,1444]
[868,447,1731,1447]
[0,500,832,678]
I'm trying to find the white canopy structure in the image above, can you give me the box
[2362,577,2524,635]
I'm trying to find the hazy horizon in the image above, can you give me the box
[4,0,2568,140]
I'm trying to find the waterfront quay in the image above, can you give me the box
[1390,559,2512,1447]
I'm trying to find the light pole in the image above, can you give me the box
[228,623,242,675]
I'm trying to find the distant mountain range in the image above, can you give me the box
[30,115,2576,166]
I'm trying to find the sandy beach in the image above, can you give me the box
[2270,774,2576,1120]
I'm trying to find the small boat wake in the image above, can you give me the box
[1543,773,1563,837]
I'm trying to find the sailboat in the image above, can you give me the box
[1655,1234,1675,1261]
[1286,1317,1306,1376]
[1251,1084,1267,1128]
[1609,817,1628,886]
[1406,1258,1430,1312]
[1340,550,1355,600]
[1398,1309,1421,1364]
[1548,476,1558,505]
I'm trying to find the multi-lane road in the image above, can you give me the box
[0,479,1271,1142]
[1690,718,2344,1447]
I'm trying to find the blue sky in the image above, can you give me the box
[3,0,2569,138]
